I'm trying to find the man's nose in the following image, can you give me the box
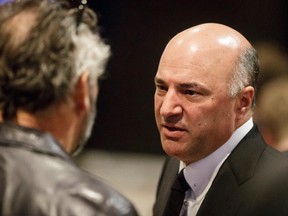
[160,90,182,122]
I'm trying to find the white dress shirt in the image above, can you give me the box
[179,118,253,216]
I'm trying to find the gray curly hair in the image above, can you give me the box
[0,0,110,120]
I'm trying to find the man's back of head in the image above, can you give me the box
[0,0,109,117]
[0,0,110,153]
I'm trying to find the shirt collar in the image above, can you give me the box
[180,118,253,198]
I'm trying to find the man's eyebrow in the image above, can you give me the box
[179,82,201,88]
[154,78,205,88]
[154,77,165,84]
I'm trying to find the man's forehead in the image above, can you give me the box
[156,58,232,90]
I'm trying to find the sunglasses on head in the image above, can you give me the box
[68,0,87,28]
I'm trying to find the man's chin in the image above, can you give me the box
[163,142,184,157]
[72,108,96,157]
[71,141,86,157]
[72,123,94,157]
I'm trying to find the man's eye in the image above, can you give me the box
[185,90,198,95]
[156,85,167,91]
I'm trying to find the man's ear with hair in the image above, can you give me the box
[72,71,90,113]
[235,86,254,120]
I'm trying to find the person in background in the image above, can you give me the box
[252,41,288,153]
[0,0,138,215]
[253,41,288,95]
[254,78,288,153]
[153,23,288,216]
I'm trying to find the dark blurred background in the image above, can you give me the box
[85,0,288,154]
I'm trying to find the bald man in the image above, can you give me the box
[153,23,288,216]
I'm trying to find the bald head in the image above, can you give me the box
[161,23,252,69]
[168,23,252,51]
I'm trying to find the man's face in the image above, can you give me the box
[154,44,239,164]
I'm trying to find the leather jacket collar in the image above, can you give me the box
[0,122,74,164]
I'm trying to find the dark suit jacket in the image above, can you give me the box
[153,126,288,216]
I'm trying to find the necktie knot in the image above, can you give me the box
[172,169,190,192]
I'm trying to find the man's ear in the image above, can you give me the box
[72,71,90,112]
[236,86,254,120]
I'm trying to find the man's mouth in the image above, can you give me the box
[161,123,186,140]
[162,122,186,130]
[164,125,185,131]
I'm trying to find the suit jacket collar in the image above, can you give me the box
[196,125,266,216]
[154,157,179,216]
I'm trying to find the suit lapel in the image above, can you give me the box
[196,161,242,216]
[197,126,266,216]
[154,157,179,216]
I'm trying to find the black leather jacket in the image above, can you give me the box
[0,123,138,216]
